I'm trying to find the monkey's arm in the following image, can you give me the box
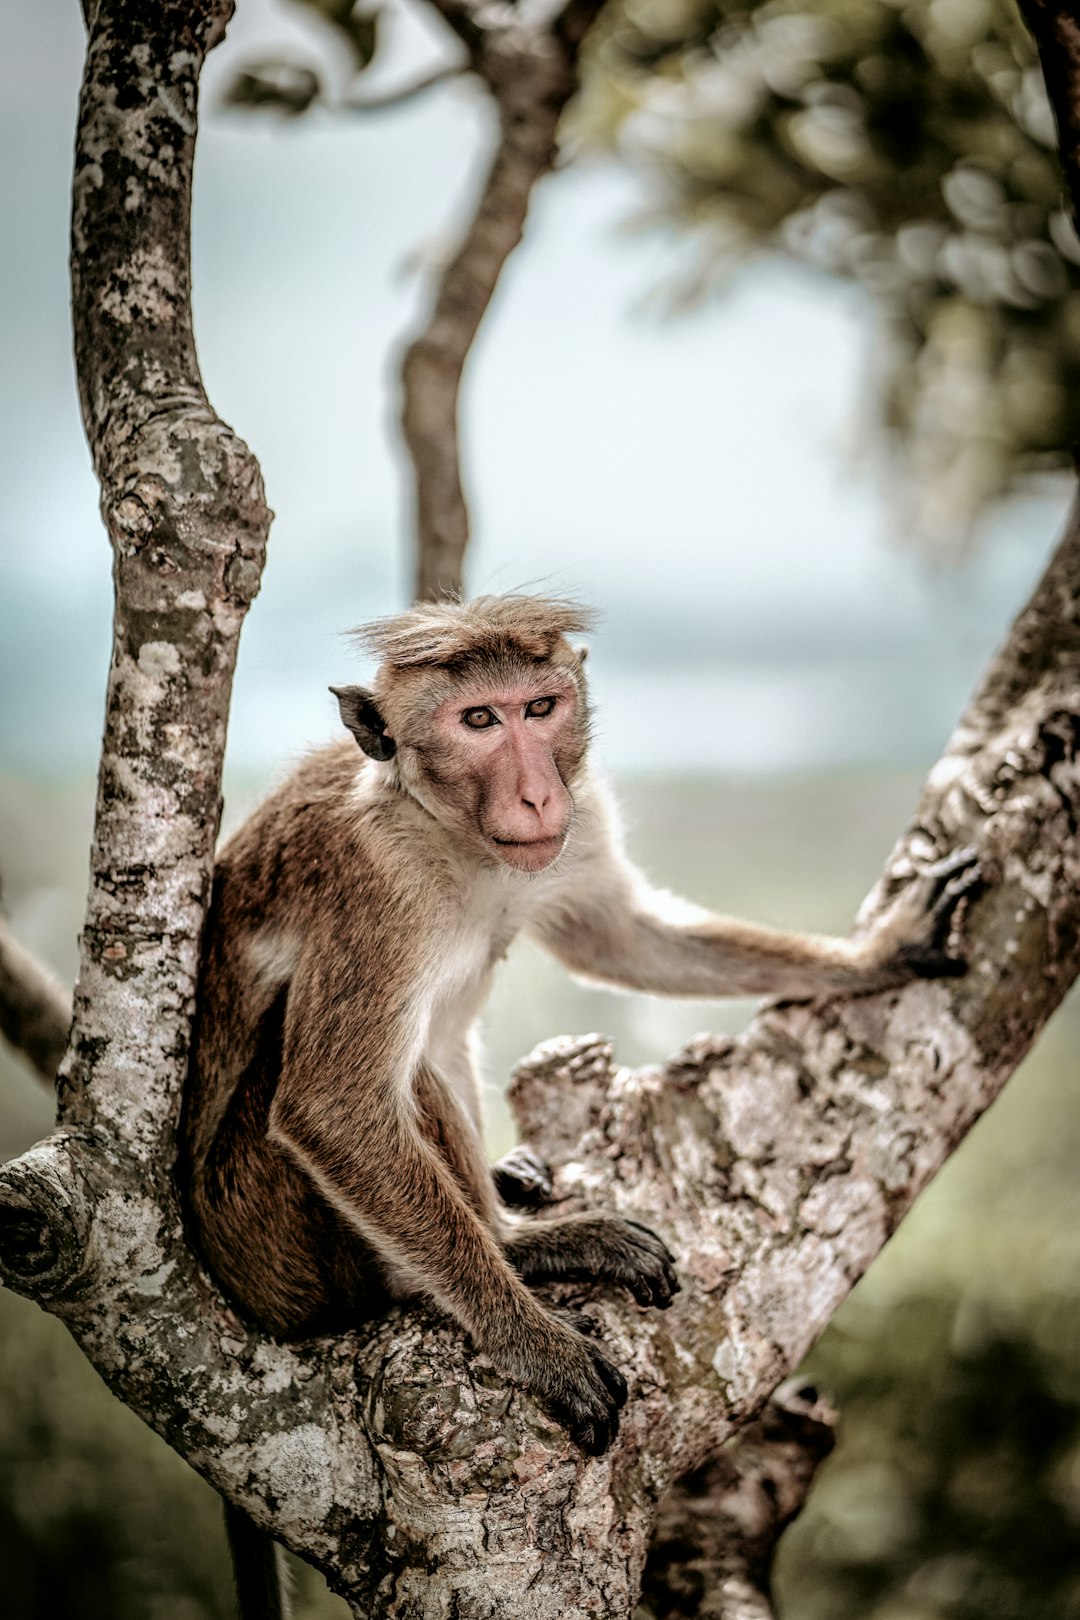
[264,934,629,1452]
[533,835,976,1000]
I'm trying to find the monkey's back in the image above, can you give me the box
[179,739,420,1335]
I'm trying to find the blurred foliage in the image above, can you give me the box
[221,0,381,118]
[572,0,1080,550]
[776,1292,1080,1619]
[218,0,1080,550]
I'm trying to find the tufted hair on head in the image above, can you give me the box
[350,594,597,673]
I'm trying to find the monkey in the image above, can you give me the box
[180,592,975,1465]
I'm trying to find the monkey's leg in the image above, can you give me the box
[270,1091,631,1454]
[414,1071,676,1309]
[503,1212,680,1308]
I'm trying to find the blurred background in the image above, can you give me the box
[4,0,1080,1614]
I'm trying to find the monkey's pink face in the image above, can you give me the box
[428,678,581,872]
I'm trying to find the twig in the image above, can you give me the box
[0,917,71,1086]
[343,63,466,113]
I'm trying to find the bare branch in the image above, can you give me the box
[402,1,606,601]
[343,63,467,113]
[641,1382,837,1620]
[0,917,71,1087]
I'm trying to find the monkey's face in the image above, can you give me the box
[417,675,585,873]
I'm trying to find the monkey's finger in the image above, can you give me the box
[914,850,983,946]
[589,1347,628,1409]
[627,1263,681,1309]
[548,1345,627,1455]
[572,1410,619,1456]
[621,1217,678,1265]
[615,1218,682,1306]
[921,846,979,887]
[892,945,969,980]
[551,1306,599,1338]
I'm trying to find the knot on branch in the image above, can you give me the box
[0,1138,95,1300]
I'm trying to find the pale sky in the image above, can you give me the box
[0,0,1070,778]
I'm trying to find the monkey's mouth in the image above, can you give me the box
[491,834,566,871]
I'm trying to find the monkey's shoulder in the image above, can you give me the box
[209,740,452,932]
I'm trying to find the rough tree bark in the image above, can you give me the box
[1,1,1079,1618]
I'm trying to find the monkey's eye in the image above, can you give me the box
[462,706,498,729]
[525,696,557,719]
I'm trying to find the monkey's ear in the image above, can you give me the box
[330,686,397,761]
[575,644,589,666]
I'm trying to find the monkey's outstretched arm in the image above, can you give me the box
[533,845,978,1000]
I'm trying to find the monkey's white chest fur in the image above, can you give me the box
[421,869,548,1119]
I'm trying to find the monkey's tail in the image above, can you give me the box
[224,1499,293,1620]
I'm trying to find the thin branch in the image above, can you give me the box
[0,917,71,1086]
[401,0,606,602]
[343,63,466,113]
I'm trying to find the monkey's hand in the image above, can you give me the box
[869,847,983,983]
[492,1145,553,1207]
[504,1212,681,1309]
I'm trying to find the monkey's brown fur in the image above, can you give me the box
[181,593,973,1454]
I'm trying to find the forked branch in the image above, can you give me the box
[1,1,1080,1617]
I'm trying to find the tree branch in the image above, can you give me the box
[0,917,71,1086]
[63,0,270,1163]
[641,1382,837,1620]
[401,0,605,601]
[344,64,467,114]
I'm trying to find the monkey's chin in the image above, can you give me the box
[491,836,565,873]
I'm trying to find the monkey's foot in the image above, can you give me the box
[492,1144,553,1207]
[501,1315,628,1458]
[506,1213,680,1309]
